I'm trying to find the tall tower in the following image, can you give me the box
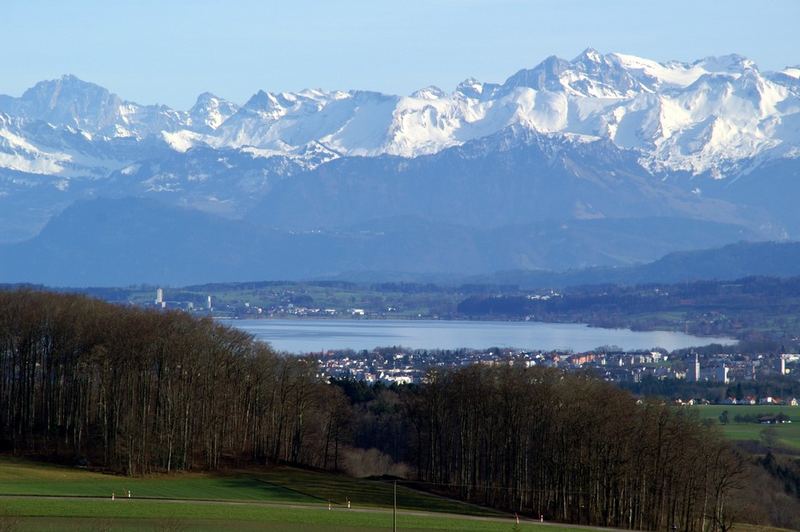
[689,353,700,382]
[207,295,213,310]
[155,288,163,305]
[780,355,787,375]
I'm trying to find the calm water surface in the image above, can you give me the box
[227,319,736,354]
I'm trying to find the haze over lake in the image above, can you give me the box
[228,319,735,354]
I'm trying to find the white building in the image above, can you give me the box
[715,365,730,384]
[688,354,700,382]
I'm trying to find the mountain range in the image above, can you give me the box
[1,49,800,285]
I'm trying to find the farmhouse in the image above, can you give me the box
[758,414,792,424]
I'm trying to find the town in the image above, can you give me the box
[144,286,800,406]
[314,346,800,406]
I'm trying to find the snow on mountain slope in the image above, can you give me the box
[0,112,141,179]
[0,75,189,139]
[176,49,798,174]
[0,49,798,183]
[783,67,800,80]
[188,92,239,131]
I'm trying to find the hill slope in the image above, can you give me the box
[471,241,800,288]
[0,196,773,287]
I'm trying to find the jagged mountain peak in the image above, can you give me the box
[2,52,800,276]
[502,55,569,92]
[410,85,446,100]
[17,74,123,131]
[20,74,122,114]
[454,77,499,99]
[695,53,756,74]
[188,92,238,131]
[243,90,279,110]
[574,47,604,63]
[193,91,222,104]
[240,89,332,115]
[0,49,798,181]
[24,74,112,96]
[502,49,646,97]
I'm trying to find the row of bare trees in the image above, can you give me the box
[0,290,349,474]
[0,290,744,530]
[403,366,743,532]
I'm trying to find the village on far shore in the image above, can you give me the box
[314,346,799,408]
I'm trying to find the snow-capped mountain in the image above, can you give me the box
[0,75,187,138]
[1,49,799,251]
[0,49,798,180]
[188,92,239,132]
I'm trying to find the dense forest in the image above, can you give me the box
[0,290,349,474]
[0,290,776,530]
[401,367,742,531]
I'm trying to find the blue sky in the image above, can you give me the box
[1,0,798,109]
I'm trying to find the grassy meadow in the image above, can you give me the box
[0,421,794,532]
[0,452,793,531]
[690,404,800,449]
[0,457,566,531]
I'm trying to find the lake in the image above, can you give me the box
[226,318,736,354]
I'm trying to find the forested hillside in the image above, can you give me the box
[402,366,744,530]
[0,290,766,530]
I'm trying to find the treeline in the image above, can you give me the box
[0,290,350,474]
[0,290,746,530]
[457,276,800,344]
[622,374,800,402]
[402,366,742,531]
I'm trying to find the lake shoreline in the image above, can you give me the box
[215,315,739,347]
[225,318,737,354]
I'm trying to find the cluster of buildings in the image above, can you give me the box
[149,288,371,318]
[152,288,214,312]
[582,350,792,385]
[147,288,798,405]
[314,347,797,390]
[673,352,792,384]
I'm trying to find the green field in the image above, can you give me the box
[0,499,577,531]
[0,458,492,514]
[0,457,791,531]
[0,457,578,531]
[691,405,800,449]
